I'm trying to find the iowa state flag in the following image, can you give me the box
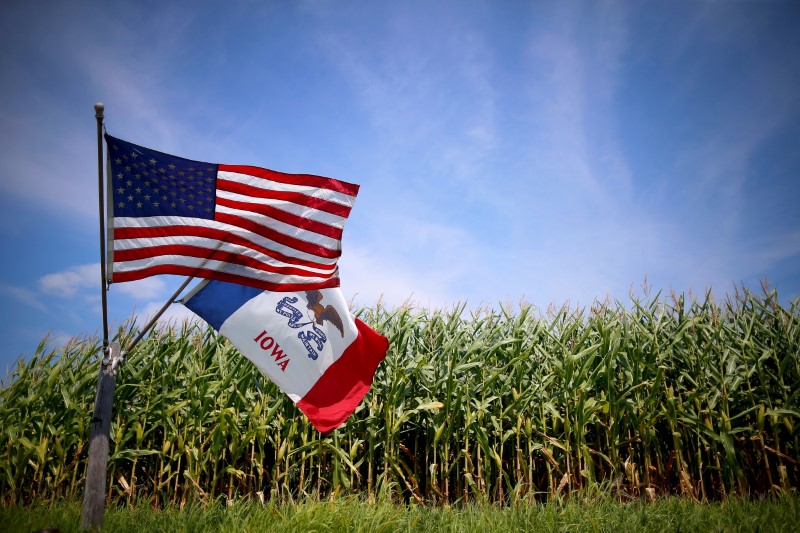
[182,279,388,432]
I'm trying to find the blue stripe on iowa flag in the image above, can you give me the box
[183,280,262,330]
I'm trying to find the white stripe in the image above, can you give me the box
[218,171,356,208]
[114,255,334,285]
[215,204,342,250]
[114,216,339,265]
[216,189,348,229]
[218,287,358,399]
[114,235,336,275]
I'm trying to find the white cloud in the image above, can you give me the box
[112,277,168,301]
[138,300,201,327]
[339,246,452,310]
[340,207,492,310]
[39,263,99,298]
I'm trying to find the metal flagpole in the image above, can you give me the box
[81,103,118,531]
[95,103,109,348]
[122,239,225,354]
[124,275,196,354]
[81,112,218,527]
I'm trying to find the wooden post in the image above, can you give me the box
[80,342,120,530]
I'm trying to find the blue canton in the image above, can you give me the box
[106,135,218,220]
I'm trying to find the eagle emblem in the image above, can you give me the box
[304,290,345,337]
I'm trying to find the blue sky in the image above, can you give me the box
[1,0,799,376]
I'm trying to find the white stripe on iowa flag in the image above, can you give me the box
[182,279,387,432]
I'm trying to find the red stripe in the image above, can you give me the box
[296,318,388,432]
[216,196,344,240]
[113,266,341,292]
[219,164,360,197]
[114,245,333,279]
[215,212,341,259]
[114,225,337,271]
[217,178,353,217]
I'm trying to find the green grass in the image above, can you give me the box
[2,495,799,532]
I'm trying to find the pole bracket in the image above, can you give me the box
[112,350,126,375]
[100,345,125,375]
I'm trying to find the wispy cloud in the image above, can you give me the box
[0,284,51,314]
[138,300,200,328]
[39,263,99,298]
[0,2,203,222]
[37,263,167,311]
[310,3,498,191]
[112,278,168,301]
[524,0,631,210]
[649,4,800,287]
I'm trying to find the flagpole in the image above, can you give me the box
[82,103,115,531]
[122,240,225,354]
[95,102,109,348]
[124,275,196,354]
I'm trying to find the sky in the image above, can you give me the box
[1,0,799,376]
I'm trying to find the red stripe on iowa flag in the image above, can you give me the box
[296,318,388,432]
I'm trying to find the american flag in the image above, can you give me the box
[105,135,359,292]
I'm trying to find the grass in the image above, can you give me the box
[2,494,799,532]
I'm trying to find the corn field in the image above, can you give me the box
[1,286,798,506]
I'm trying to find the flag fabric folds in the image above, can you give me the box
[182,279,388,432]
[105,135,359,292]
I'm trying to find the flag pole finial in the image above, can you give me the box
[94,102,104,117]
